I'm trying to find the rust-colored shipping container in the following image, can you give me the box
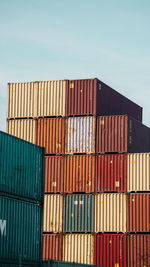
[64,155,95,193]
[44,156,64,193]
[96,154,127,192]
[127,193,150,232]
[127,234,150,267]
[96,115,150,154]
[65,78,142,121]
[36,118,65,155]
[94,234,127,267]
[43,234,62,261]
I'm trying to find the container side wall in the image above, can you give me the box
[42,234,62,261]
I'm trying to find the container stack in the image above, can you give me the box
[7,78,150,267]
[0,131,44,267]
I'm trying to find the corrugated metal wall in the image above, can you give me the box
[43,194,63,233]
[63,195,94,232]
[42,234,62,261]
[66,117,96,154]
[63,234,94,265]
[95,194,127,233]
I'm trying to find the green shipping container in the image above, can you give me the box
[42,260,104,267]
[0,131,44,202]
[0,195,42,265]
[63,194,94,232]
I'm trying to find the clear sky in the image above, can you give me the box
[0,0,150,131]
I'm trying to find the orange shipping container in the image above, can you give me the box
[43,234,62,261]
[36,118,65,155]
[127,193,150,232]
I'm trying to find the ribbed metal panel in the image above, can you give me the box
[7,82,38,119]
[63,234,94,265]
[7,119,36,144]
[43,234,62,261]
[63,195,94,232]
[38,80,66,117]
[0,195,42,264]
[95,194,127,233]
[43,194,63,233]
[0,131,44,202]
[66,117,96,154]
[127,153,150,192]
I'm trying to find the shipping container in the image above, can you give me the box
[95,194,127,233]
[44,156,64,193]
[7,119,36,144]
[36,118,65,155]
[43,194,63,233]
[37,80,66,117]
[7,82,38,119]
[65,78,142,121]
[0,195,42,264]
[0,264,39,267]
[94,234,127,267]
[96,115,150,154]
[42,260,103,267]
[127,153,150,192]
[96,154,127,192]
[43,234,62,261]
[64,155,95,193]
[63,234,94,265]
[63,195,94,232]
[127,234,150,267]
[127,193,150,232]
[0,131,44,202]
[66,117,96,154]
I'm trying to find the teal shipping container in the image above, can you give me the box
[63,194,94,232]
[0,131,44,202]
[0,195,42,265]
[42,260,104,267]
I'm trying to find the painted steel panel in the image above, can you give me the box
[63,234,94,265]
[38,80,66,117]
[43,194,63,233]
[96,115,150,153]
[42,260,101,267]
[127,153,150,192]
[7,82,38,119]
[95,194,127,233]
[127,234,150,267]
[44,156,64,193]
[0,131,44,202]
[96,154,127,192]
[127,193,150,232]
[7,119,36,144]
[43,234,62,261]
[66,117,96,154]
[36,118,65,155]
[64,155,95,193]
[63,195,94,232]
[0,195,42,264]
[94,234,127,267]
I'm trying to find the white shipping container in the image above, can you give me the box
[43,194,63,233]
[63,234,94,265]
[66,117,96,154]
[95,193,127,233]
[127,153,150,192]
[7,119,36,144]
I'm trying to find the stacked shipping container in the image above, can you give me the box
[7,78,150,266]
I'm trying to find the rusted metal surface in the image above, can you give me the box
[36,118,65,155]
[96,154,127,192]
[127,193,150,232]
[43,234,62,261]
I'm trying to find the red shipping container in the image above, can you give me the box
[65,78,142,121]
[127,234,150,267]
[94,234,126,267]
[127,193,150,232]
[96,115,150,154]
[43,234,62,261]
[36,118,65,155]
[44,156,64,193]
[96,154,127,192]
[64,155,95,193]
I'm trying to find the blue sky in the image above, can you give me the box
[0,0,150,131]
